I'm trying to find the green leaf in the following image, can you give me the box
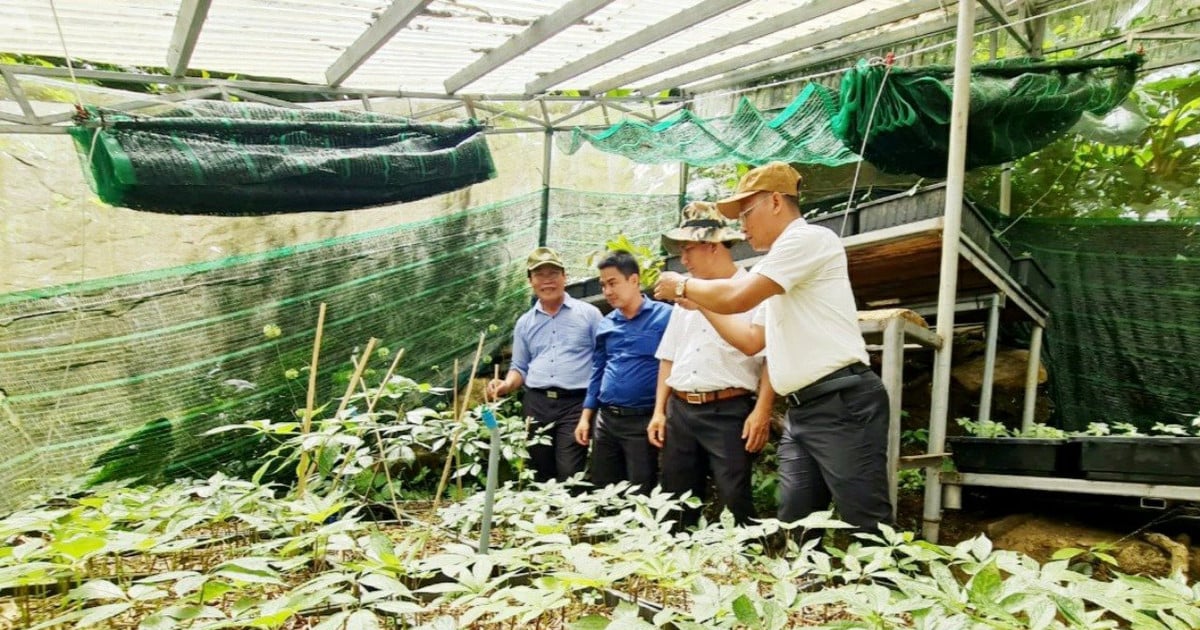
[52,534,106,560]
[372,601,423,615]
[570,614,611,630]
[70,579,125,601]
[1051,547,1085,561]
[75,602,133,628]
[213,558,282,585]
[344,610,381,630]
[1051,594,1087,627]
[969,561,1002,603]
[732,594,760,626]
[199,580,236,602]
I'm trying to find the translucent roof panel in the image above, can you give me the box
[1,0,902,96]
[2,0,1193,102]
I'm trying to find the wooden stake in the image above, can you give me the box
[324,338,380,489]
[432,332,487,511]
[295,302,327,497]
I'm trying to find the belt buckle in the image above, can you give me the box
[546,390,558,399]
[685,392,704,405]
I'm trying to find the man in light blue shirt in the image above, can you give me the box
[488,247,603,482]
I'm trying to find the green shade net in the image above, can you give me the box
[565,56,1141,175]
[995,215,1200,432]
[833,55,1142,177]
[558,84,859,167]
[0,189,678,512]
[67,101,497,215]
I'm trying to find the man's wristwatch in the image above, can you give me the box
[675,277,688,299]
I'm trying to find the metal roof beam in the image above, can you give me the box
[977,0,1033,53]
[31,87,224,125]
[588,0,860,95]
[166,0,213,78]
[686,9,964,95]
[444,0,618,95]
[1143,52,1200,72]
[637,0,945,95]
[326,0,435,87]
[524,0,750,95]
[471,102,549,128]
[3,64,670,103]
[1043,14,1200,54]
[0,67,39,124]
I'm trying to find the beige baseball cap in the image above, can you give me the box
[715,161,803,219]
[526,246,565,272]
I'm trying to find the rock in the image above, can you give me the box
[985,513,1033,540]
[952,349,1047,394]
[1143,532,1189,580]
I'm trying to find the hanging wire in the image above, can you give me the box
[47,0,85,109]
[839,53,895,237]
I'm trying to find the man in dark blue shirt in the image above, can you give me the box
[488,247,602,482]
[574,250,672,493]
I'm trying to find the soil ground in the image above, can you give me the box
[895,486,1200,581]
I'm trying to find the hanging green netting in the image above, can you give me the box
[833,54,1142,177]
[558,84,859,167]
[0,189,677,511]
[67,101,497,215]
[993,214,1200,432]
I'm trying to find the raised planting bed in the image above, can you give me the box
[1075,436,1200,486]
[947,436,1081,477]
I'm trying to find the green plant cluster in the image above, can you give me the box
[588,234,666,291]
[3,477,1200,629]
[957,416,1200,439]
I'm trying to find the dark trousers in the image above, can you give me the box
[591,409,659,493]
[522,389,588,482]
[661,396,757,527]
[778,370,893,538]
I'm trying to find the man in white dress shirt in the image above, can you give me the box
[653,163,892,539]
[647,202,776,527]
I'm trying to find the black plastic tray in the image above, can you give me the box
[1075,436,1200,486]
[948,436,1081,477]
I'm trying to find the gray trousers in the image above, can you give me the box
[778,370,893,537]
[522,389,588,482]
[661,395,757,527]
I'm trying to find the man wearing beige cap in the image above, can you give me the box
[648,201,776,528]
[488,246,602,482]
[653,162,891,537]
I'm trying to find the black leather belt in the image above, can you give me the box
[527,387,587,400]
[601,405,654,417]
[784,363,872,407]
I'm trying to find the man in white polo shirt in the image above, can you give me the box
[647,201,775,528]
[653,162,891,537]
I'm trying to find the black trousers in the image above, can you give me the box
[660,395,757,527]
[591,409,658,493]
[778,370,893,538]
[522,389,588,482]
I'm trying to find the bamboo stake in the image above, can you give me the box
[324,338,380,489]
[295,302,327,497]
[367,349,407,519]
[432,332,487,511]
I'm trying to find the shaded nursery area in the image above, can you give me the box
[2,0,1200,627]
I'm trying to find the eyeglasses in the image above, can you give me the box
[738,195,770,222]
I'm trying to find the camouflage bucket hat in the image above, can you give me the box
[661,201,745,255]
